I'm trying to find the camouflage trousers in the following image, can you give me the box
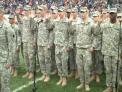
[0,63,11,92]
[68,46,77,72]
[76,48,92,84]
[91,50,103,75]
[55,45,68,77]
[23,42,34,72]
[38,46,51,75]
[50,44,56,71]
[104,55,120,87]
[9,47,20,69]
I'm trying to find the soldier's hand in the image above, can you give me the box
[16,48,20,52]
[47,45,51,49]
[4,64,11,69]
[87,47,94,52]
[65,47,70,52]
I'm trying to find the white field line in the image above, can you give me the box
[13,78,41,92]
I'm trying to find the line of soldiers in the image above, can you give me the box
[1,3,122,92]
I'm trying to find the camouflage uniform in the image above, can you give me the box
[75,19,93,85]
[91,22,103,75]
[36,17,51,75]
[0,19,14,92]
[16,14,24,59]
[54,19,69,77]
[9,24,21,69]
[101,21,120,88]
[67,18,77,73]
[46,18,56,73]
[22,16,34,73]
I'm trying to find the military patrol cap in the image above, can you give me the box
[17,4,23,9]
[52,9,58,14]
[24,5,31,11]
[8,15,15,19]
[58,7,64,12]
[66,9,71,13]
[37,5,43,10]
[109,8,117,13]
[102,9,109,14]
[72,7,77,13]
[80,7,88,12]
[51,6,57,10]
[92,11,100,17]
[117,13,122,17]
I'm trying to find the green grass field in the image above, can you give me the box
[10,54,122,92]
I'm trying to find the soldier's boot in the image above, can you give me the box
[103,87,113,92]
[51,69,58,75]
[62,77,67,87]
[68,71,75,78]
[85,84,90,91]
[90,74,96,82]
[40,74,46,81]
[75,70,79,79]
[22,72,29,78]
[13,69,18,77]
[28,72,33,79]
[44,75,50,82]
[96,74,100,83]
[76,83,84,90]
[56,76,63,85]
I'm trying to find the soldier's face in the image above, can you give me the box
[40,10,45,17]
[25,10,31,16]
[71,12,77,19]
[80,11,87,19]
[52,13,57,19]
[93,16,99,22]
[102,12,109,19]
[58,12,64,18]
[66,12,71,18]
[9,19,15,24]
[36,10,41,17]
[109,13,117,23]
[0,13,4,20]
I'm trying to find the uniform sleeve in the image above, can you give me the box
[46,19,55,47]
[15,25,21,47]
[64,22,69,49]
[91,23,102,49]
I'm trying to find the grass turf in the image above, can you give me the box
[10,54,122,92]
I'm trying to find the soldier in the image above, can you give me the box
[101,8,121,92]
[101,9,110,23]
[49,6,58,75]
[75,7,93,91]
[117,12,122,86]
[8,15,21,77]
[54,7,69,86]
[22,5,35,79]
[90,11,102,83]
[65,8,77,78]
[0,8,14,92]
[70,8,80,79]
[35,5,51,82]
